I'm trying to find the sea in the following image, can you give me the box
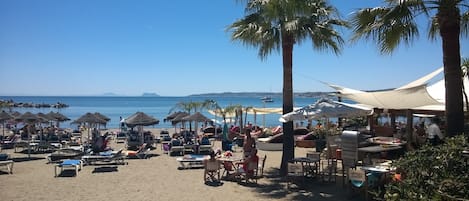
[0,96,323,129]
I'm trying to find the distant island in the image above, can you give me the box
[188,92,333,98]
[142,92,160,97]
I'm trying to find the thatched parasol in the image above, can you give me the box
[14,112,41,158]
[72,112,107,144]
[0,111,13,138]
[181,112,212,135]
[125,112,159,144]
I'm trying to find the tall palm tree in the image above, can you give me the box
[350,0,469,137]
[461,57,469,116]
[228,0,347,175]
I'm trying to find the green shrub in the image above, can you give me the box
[383,135,469,200]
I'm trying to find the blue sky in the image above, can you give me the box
[1,0,468,96]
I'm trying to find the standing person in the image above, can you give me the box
[243,128,255,158]
[427,117,444,145]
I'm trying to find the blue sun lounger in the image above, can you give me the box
[55,159,83,177]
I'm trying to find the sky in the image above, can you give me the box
[1,0,468,97]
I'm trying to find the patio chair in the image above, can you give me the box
[204,160,221,183]
[286,163,304,190]
[222,161,237,179]
[127,143,151,159]
[257,154,267,178]
[238,159,259,184]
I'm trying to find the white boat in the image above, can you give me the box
[256,135,283,151]
[260,96,274,103]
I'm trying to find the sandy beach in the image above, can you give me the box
[0,128,360,201]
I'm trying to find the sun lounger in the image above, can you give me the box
[126,143,151,159]
[169,145,184,156]
[176,154,209,169]
[0,159,14,174]
[55,159,82,177]
[82,149,127,165]
[198,144,212,154]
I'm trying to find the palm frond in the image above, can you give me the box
[461,10,469,36]
[350,2,421,55]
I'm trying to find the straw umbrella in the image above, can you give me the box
[46,111,70,127]
[170,112,189,133]
[0,111,13,138]
[14,112,41,158]
[73,112,107,145]
[94,112,110,129]
[124,112,159,144]
[182,112,212,135]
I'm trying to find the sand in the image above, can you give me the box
[0,128,360,201]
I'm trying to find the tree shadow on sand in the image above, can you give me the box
[249,168,364,201]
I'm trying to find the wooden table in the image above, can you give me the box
[176,154,209,169]
[358,145,403,164]
[217,156,243,178]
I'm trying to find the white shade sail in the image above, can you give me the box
[279,98,372,122]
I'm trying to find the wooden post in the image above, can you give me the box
[406,109,414,148]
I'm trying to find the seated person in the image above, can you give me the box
[204,150,220,165]
[250,127,263,137]
[272,125,283,134]
[200,136,211,145]
[171,136,183,146]
[230,148,259,179]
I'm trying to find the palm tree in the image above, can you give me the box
[350,0,469,137]
[461,57,469,116]
[228,0,347,175]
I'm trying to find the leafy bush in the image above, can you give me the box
[384,135,469,200]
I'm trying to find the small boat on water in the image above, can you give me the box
[260,96,274,103]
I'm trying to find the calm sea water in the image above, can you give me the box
[0,96,321,129]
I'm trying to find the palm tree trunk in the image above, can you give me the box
[280,34,295,176]
[438,7,464,137]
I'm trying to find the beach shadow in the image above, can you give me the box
[250,168,363,201]
[204,180,224,187]
[0,170,12,175]
[12,156,45,162]
[56,169,78,177]
[126,153,160,160]
[92,166,118,173]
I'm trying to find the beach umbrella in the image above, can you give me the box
[125,112,159,144]
[182,112,212,135]
[94,112,110,129]
[11,111,21,117]
[46,111,70,127]
[124,112,159,127]
[73,112,107,144]
[182,112,212,122]
[164,111,185,122]
[0,111,13,138]
[279,98,372,123]
[15,112,41,158]
[171,112,189,125]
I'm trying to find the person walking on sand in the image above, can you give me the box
[243,128,255,158]
[427,117,444,145]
